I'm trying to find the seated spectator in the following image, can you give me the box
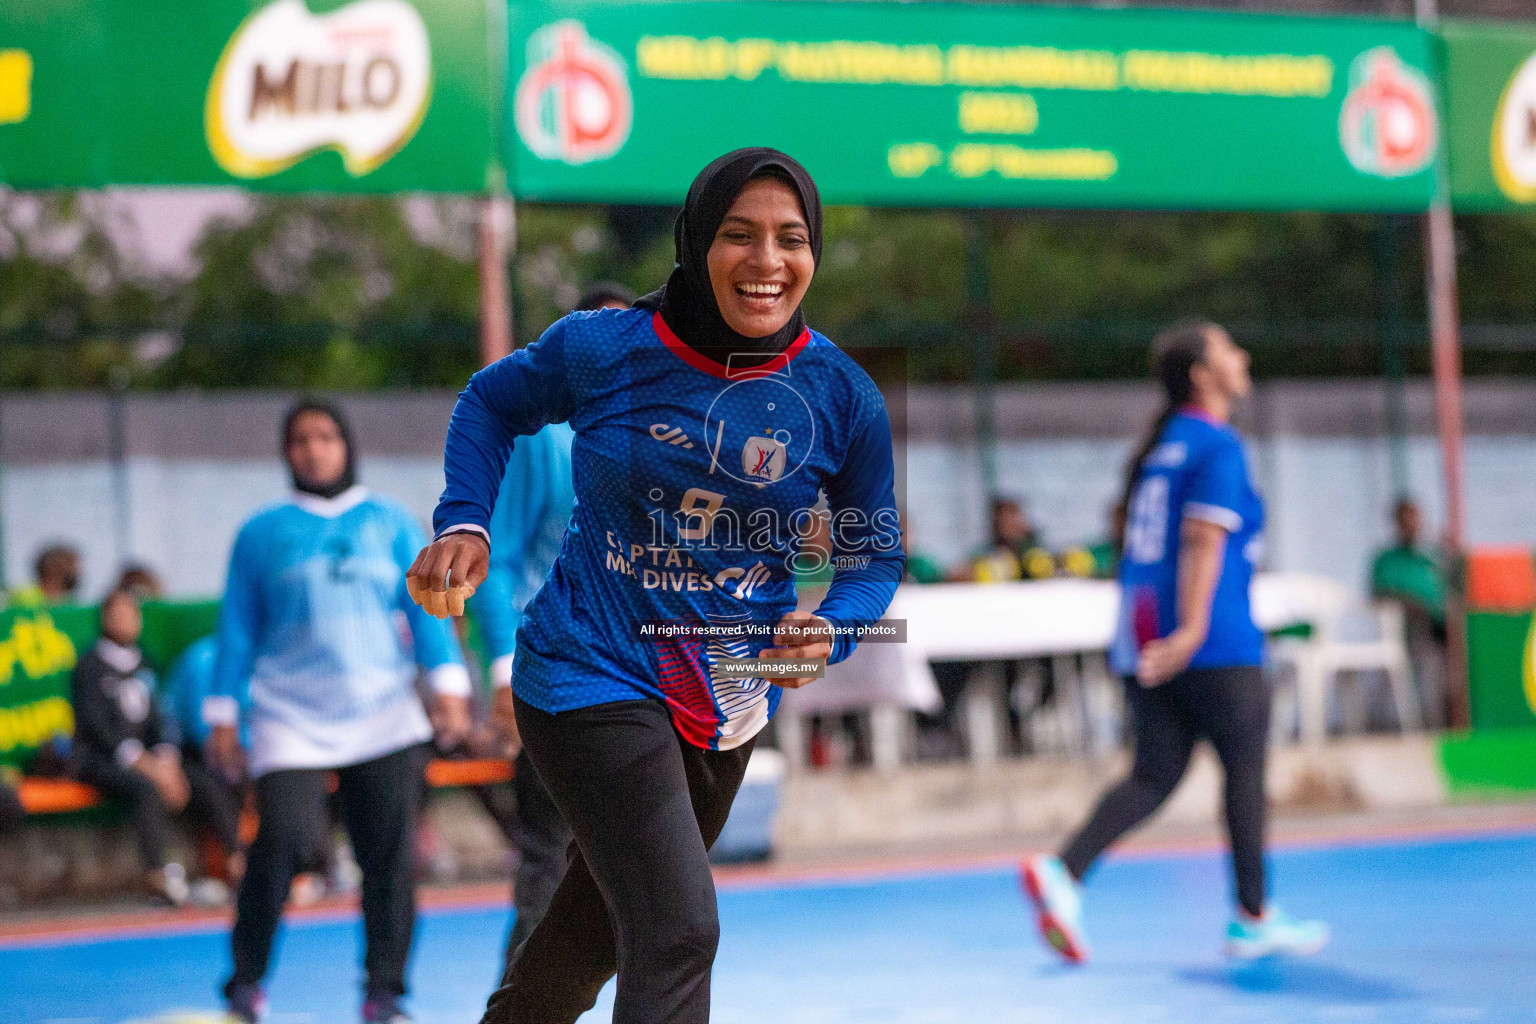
[9,543,81,608]
[952,497,1055,582]
[70,590,241,905]
[0,772,23,836]
[114,563,166,600]
[1370,497,1448,726]
[1062,502,1125,581]
[1371,498,1446,623]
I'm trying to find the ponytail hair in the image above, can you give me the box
[1117,320,1219,531]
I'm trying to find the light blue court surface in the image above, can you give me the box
[3,829,1534,1024]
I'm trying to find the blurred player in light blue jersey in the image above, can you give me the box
[205,400,472,1024]
[1025,321,1328,965]
[411,150,903,1024]
[472,281,634,969]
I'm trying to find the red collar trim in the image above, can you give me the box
[651,312,811,379]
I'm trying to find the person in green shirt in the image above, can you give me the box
[1370,498,1446,624]
[1370,497,1447,727]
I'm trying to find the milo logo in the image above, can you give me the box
[205,0,432,178]
[1492,51,1536,203]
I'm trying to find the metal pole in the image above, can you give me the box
[1376,216,1409,499]
[108,367,131,572]
[1417,0,1471,729]
[479,0,514,369]
[964,214,997,500]
[478,195,515,367]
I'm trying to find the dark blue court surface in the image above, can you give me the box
[2,829,1532,1024]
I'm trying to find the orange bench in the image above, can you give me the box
[19,758,514,816]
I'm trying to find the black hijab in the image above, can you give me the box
[636,148,822,359]
[282,399,357,500]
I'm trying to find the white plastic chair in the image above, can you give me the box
[1271,599,1420,744]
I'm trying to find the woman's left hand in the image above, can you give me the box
[759,611,833,689]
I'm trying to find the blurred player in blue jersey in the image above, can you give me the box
[1024,321,1328,963]
[410,149,903,1024]
[205,401,473,1024]
[473,282,635,968]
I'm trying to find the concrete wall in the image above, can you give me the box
[3,380,1533,599]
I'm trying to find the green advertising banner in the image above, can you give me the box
[0,0,493,192]
[505,1,1439,211]
[0,600,220,769]
[0,606,79,769]
[1466,609,1536,731]
[1441,21,1536,212]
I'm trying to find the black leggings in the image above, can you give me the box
[1061,665,1269,917]
[481,696,753,1024]
[228,743,429,1002]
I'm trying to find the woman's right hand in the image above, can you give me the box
[207,724,246,784]
[406,533,490,619]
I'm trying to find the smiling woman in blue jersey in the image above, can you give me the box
[1024,322,1329,965]
[409,149,903,1024]
[204,400,473,1024]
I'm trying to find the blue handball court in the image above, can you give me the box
[3,825,1533,1024]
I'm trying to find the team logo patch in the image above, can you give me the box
[703,376,814,488]
[1338,47,1436,179]
[514,21,632,166]
[1492,51,1536,203]
[741,433,788,483]
[205,0,432,179]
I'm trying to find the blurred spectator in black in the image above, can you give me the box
[0,774,23,835]
[1370,497,1448,727]
[8,543,81,608]
[952,498,1055,582]
[114,563,166,600]
[576,281,638,311]
[70,590,241,905]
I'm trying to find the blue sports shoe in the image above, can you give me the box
[1224,905,1330,959]
[1022,854,1090,964]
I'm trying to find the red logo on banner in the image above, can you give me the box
[1339,47,1437,179]
[514,21,632,165]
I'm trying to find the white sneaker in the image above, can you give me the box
[1224,904,1331,959]
[1021,854,1091,964]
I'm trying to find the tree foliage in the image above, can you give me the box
[3,188,1535,389]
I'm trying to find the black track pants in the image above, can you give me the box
[227,743,429,1001]
[481,696,754,1024]
[504,748,573,965]
[1061,665,1270,917]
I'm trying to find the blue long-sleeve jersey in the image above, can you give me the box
[467,424,576,687]
[435,307,903,750]
[207,487,470,776]
[165,635,241,749]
